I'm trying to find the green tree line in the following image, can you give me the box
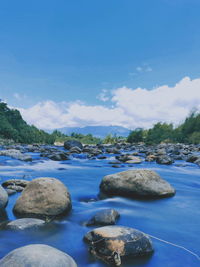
[0,102,54,144]
[127,112,200,144]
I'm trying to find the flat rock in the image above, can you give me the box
[2,179,29,188]
[0,244,77,267]
[6,218,45,230]
[100,169,175,199]
[84,226,153,266]
[13,177,72,219]
[0,149,32,161]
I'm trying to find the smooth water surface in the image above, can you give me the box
[0,150,199,267]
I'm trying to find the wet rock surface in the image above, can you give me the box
[6,218,46,230]
[100,169,176,199]
[85,209,120,226]
[0,186,8,209]
[0,149,32,161]
[64,140,83,150]
[84,226,153,266]
[13,177,72,219]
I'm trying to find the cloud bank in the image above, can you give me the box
[19,77,200,130]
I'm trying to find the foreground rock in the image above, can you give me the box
[6,218,45,230]
[84,226,153,266]
[13,177,72,219]
[85,209,120,226]
[64,140,83,150]
[0,186,8,209]
[0,149,32,161]
[0,244,77,267]
[100,169,175,199]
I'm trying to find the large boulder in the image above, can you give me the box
[0,149,32,161]
[0,244,77,267]
[13,177,72,219]
[0,186,8,209]
[64,140,83,150]
[100,169,175,199]
[84,226,153,266]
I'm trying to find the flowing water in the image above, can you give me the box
[0,149,199,267]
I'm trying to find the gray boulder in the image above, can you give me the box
[156,155,174,165]
[64,140,83,150]
[0,244,77,267]
[85,209,120,226]
[48,152,70,161]
[0,186,8,209]
[13,177,72,219]
[84,226,153,266]
[6,218,45,230]
[0,149,32,161]
[100,169,175,199]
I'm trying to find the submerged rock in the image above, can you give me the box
[0,186,8,209]
[85,209,120,226]
[0,244,77,267]
[84,226,153,266]
[13,177,72,219]
[6,218,45,230]
[100,169,175,199]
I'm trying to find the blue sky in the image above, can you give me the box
[0,0,200,129]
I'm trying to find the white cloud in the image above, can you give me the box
[13,93,26,101]
[97,89,110,102]
[133,64,153,75]
[18,76,200,130]
[136,66,143,72]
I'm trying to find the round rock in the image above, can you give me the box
[13,177,72,219]
[0,244,77,267]
[6,218,46,230]
[100,169,175,199]
[0,186,8,209]
[84,226,153,266]
[86,209,120,226]
[64,140,83,150]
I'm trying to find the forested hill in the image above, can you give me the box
[0,102,54,144]
[128,112,200,144]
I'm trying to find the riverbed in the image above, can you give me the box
[0,148,199,267]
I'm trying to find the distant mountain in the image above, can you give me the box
[53,126,131,138]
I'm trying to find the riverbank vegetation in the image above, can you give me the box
[0,102,199,145]
[127,112,200,144]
